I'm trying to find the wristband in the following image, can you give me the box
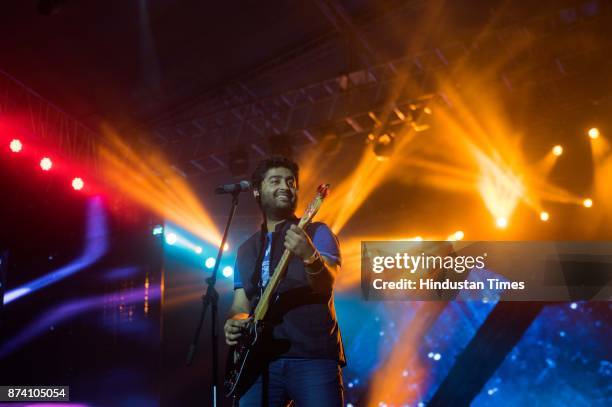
[302,251,320,265]
[303,253,324,275]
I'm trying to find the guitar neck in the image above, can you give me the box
[253,216,310,321]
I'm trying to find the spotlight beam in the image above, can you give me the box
[3,197,108,305]
[98,127,223,247]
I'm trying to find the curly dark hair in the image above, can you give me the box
[251,155,299,192]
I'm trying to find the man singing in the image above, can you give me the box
[224,156,345,406]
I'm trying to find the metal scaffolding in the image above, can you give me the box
[0,69,101,171]
[1,0,609,181]
[148,1,611,177]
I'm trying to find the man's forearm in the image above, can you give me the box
[227,305,249,320]
[227,289,251,320]
[304,253,338,293]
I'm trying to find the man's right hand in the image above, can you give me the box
[224,313,250,346]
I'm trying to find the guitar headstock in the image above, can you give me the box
[302,183,331,224]
[317,183,330,199]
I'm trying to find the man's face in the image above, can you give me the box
[257,167,298,218]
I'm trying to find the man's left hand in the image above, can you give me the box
[284,224,316,261]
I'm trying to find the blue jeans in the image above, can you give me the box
[238,358,344,407]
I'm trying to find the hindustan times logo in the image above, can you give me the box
[371,252,487,274]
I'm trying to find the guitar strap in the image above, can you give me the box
[251,221,268,306]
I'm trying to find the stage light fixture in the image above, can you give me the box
[71,177,84,191]
[205,257,216,269]
[583,198,593,208]
[405,103,432,132]
[496,217,508,228]
[152,225,164,235]
[540,211,549,222]
[165,233,177,245]
[552,145,563,156]
[9,139,22,153]
[454,230,464,240]
[372,133,394,161]
[222,266,234,277]
[588,128,600,139]
[194,246,203,254]
[40,157,53,171]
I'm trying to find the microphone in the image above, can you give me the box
[215,180,251,194]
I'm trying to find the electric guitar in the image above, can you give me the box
[223,183,330,398]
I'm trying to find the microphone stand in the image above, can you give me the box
[186,190,241,407]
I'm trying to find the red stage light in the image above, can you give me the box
[72,177,84,191]
[40,157,53,171]
[9,139,23,153]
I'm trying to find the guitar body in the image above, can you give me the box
[224,319,264,398]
